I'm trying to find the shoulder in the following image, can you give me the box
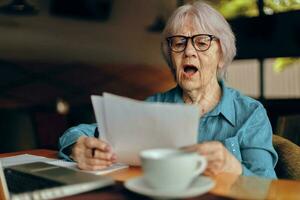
[227,87,266,116]
[224,87,272,139]
[224,86,269,128]
[146,86,181,103]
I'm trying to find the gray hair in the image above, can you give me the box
[161,1,236,79]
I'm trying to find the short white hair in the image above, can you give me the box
[161,1,236,79]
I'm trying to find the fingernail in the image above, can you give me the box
[105,145,111,151]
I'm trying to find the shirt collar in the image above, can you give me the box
[174,81,236,126]
[173,85,185,104]
[207,80,236,126]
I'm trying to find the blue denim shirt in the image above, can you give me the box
[59,81,278,179]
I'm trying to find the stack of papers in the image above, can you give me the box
[91,93,200,166]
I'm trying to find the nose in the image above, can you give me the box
[184,39,197,57]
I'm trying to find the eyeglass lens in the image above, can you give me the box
[169,35,213,52]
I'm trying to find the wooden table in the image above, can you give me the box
[1,149,300,200]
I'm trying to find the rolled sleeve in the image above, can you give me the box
[242,149,277,178]
[58,123,97,160]
[240,106,278,179]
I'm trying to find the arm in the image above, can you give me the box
[58,123,97,160]
[58,123,116,170]
[240,107,278,178]
[182,105,277,178]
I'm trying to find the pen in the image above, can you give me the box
[94,127,99,138]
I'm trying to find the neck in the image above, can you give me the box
[182,80,222,116]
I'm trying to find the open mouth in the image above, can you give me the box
[183,65,198,76]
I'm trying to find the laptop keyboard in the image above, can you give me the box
[4,168,64,194]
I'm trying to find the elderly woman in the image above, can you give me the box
[59,1,277,178]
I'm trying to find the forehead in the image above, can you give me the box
[171,14,205,36]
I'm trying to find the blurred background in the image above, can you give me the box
[0,0,299,153]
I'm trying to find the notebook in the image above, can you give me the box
[0,161,114,200]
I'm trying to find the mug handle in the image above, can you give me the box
[193,155,207,177]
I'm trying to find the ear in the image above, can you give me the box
[217,44,225,69]
[216,39,225,69]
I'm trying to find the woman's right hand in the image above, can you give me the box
[70,136,117,170]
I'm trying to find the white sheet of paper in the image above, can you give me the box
[0,154,128,175]
[91,93,199,166]
[47,160,128,175]
[91,95,108,141]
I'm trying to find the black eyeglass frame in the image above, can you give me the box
[166,34,218,53]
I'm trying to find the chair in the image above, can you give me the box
[273,134,300,180]
[276,115,300,146]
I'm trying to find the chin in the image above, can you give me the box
[179,80,200,91]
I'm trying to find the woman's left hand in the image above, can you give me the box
[182,141,242,176]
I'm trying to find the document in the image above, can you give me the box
[47,160,128,175]
[91,93,200,166]
[0,154,128,175]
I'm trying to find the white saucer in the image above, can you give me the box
[124,176,215,199]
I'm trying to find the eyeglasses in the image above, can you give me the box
[166,34,217,53]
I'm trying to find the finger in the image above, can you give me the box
[202,154,225,175]
[181,145,198,152]
[204,156,226,176]
[85,158,112,166]
[208,160,224,171]
[202,151,224,162]
[84,138,111,152]
[205,160,222,173]
[92,149,114,160]
[203,168,218,176]
[195,142,224,154]
[181,141,222,155]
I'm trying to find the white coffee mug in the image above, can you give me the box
[140,148,207,191]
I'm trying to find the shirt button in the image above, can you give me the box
[231,143,234,147]
[232,149,236,152]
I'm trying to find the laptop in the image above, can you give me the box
[0,161,114,200]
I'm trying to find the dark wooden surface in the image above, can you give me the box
[3,149,300,200]
[59,182,233,200]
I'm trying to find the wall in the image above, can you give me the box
[226,59,300,99]
[0,109,36,153]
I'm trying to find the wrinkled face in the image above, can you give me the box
[169,17,223,92]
